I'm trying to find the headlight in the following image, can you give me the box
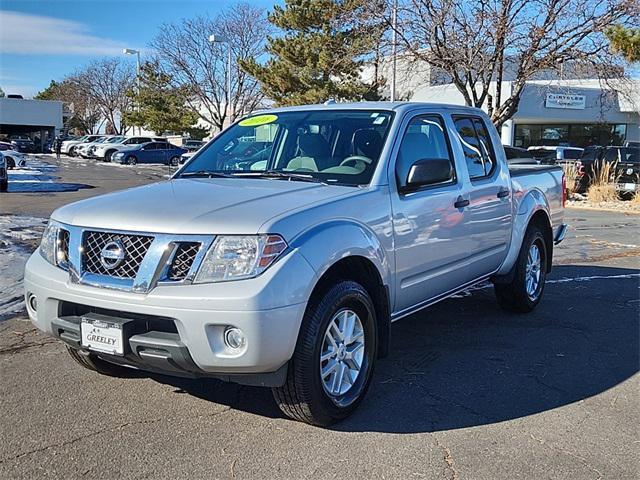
[39,220,60,265]
[194,235,287,283]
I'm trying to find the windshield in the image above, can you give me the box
[179,110,394,186]
[106,136,125,144]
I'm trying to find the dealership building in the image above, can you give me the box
[0,97,65,149]
[412,78,639,148]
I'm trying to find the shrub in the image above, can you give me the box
[587,159,619,203]
[561,162,579,197]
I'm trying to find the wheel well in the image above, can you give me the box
[311,256,390,358]
[530,210,553,272]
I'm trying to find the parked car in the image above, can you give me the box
[179,151,196,164]
[576,145,640,194]
[527,146,583,164]
[112,141,187,165]
[24,102,566,426]
[504,146,537,165]
[9,134,37,153]
[93,136,166,162]
[76,136,126,159]
[184,139,205,152]
[0,152,7,192]
[0,142,27,169]
[61,135,105,157]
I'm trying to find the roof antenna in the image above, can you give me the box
[324,99,337,105]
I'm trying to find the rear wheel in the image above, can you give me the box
[105,150,115,162]
[65,346,137,377]
[169,156,180,166]
[494,224,547,313]
[272,280,377,426]
[126,155,137,166]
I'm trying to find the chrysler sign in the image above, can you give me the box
[545,93,586,110]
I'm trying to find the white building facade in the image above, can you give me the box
[411,79,639,148]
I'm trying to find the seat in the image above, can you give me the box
[286,133,332,171]
[351,129,383,159]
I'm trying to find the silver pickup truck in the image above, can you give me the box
[24,103,567,426]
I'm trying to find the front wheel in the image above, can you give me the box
[494,224,547,313]
[272,280,378,426]
[126,155,137,166]
[169,156,180,167]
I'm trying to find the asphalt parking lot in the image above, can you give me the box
[0,155,638,479]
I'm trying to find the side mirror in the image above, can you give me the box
[402,158,453,192]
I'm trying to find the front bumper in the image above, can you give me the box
[24,250,316,384]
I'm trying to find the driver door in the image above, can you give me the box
[390,113,474,314]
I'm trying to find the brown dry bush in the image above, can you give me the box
[587,160,619,203]
[561,162,579,197]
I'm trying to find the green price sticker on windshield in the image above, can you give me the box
[239,114,278,127]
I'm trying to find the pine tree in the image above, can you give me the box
[241,0,383,106]
[124,61,199,135]
[606,25,640,63]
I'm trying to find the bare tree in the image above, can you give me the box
[35,78,103,134]
[385,0,639,127]
[150,3,271,132]
[73,58,136,134]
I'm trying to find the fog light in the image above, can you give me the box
[224,327,246,350]
[27,293,38,312]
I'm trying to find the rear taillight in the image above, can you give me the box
[562,173,567,207]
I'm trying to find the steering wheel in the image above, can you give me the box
[339,155,373,167]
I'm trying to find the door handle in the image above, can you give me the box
[497,188,510,198]
[454,196,470,208]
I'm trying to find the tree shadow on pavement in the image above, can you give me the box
[151,264,640,432]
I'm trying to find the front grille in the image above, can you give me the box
[82,231,154,278]
[167,242,201,281]
[57,228,70,269]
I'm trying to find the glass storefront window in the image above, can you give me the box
[514,123,627,148]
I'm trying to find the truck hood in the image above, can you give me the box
[52,178,358,235]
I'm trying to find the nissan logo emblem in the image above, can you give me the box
[100,240,125,270]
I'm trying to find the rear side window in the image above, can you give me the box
[396,115,455,188]
[453,116,497,179]
[563,149,582,160]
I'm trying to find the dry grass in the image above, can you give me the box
[587,159,619,203]
[561,162,579,197]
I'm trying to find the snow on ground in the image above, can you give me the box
[0,215,47,320]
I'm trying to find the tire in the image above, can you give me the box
[169,156,180,167]
[68,147,76,157]
[105,150,115,162]
[65,346,137,377]
[494,224,547,313]
[127,155,137,166]
[0,178,7,192]
[272,280,378,426]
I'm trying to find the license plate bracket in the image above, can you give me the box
[80,314,131,356]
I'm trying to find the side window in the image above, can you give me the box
[453,117,485,179]
[472,118,496,175]
[396,115,455,189]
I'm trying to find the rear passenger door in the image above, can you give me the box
[452,115,511,279]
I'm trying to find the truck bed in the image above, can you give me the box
[508,164,563,177]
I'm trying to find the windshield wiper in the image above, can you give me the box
[235,171,327,184]
[179,170,234,179]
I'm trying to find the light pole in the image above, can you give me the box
[209,34,233,124]
[390,0,398,102]
[123,48,141,135]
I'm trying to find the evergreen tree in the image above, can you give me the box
[241,0,382,106]
[606,25,640,63]
[123,61,199,135]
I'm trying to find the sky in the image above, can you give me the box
[0,0,280,98]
